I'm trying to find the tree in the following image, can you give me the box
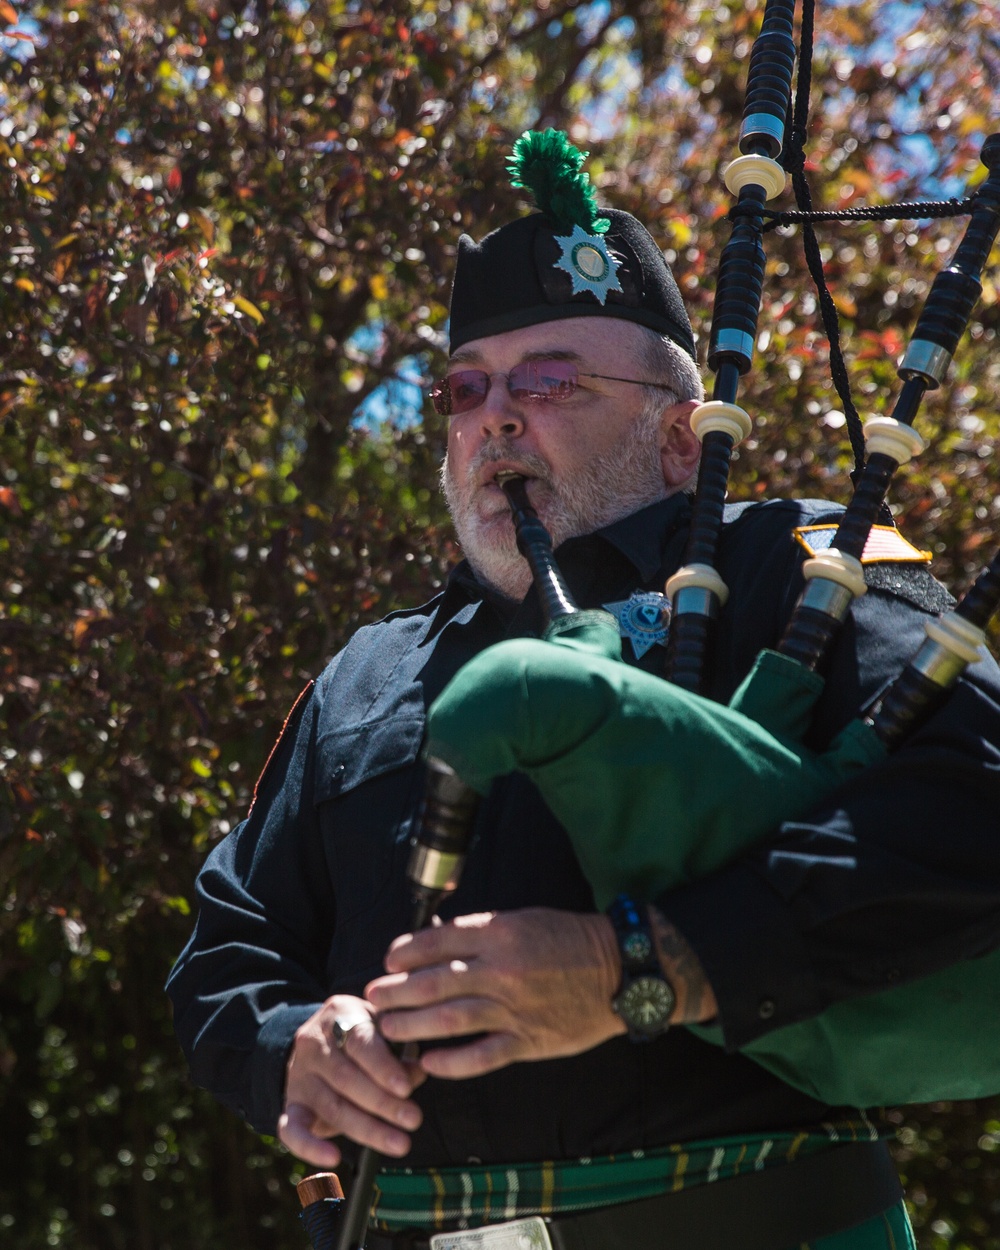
[1,1,998,1246]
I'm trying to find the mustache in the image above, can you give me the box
[467,439,552,486]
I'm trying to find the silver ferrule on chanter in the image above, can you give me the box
[406,755,481,928]
[663,0,797,695]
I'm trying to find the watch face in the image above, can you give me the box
[618,975,675,1035]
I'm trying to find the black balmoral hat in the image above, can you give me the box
[448,131,695,361]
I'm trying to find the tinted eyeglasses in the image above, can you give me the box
[429,359,675,417]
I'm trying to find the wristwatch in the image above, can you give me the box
[607,894,675,1040]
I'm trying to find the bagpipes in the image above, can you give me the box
[424,0,1000,1106]
[297,0,1000,1243]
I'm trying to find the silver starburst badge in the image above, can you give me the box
[553,224,623,305]
[603,591,671,658]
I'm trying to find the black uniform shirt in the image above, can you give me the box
[166,494,1000,1165]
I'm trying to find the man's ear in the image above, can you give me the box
[660,400,702,490]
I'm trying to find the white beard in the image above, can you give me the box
[442,403,669,601]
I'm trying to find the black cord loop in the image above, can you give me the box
[773,0,869,481]
[728,195,978,227]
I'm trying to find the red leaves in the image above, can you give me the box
[83,282,108,325]
[854,328,905,362]
[0,485,22,515]
[158,286,180,328]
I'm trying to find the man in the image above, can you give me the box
[167,134,1000,1250]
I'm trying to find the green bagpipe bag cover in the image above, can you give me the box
[425,616,882,905]
[425,615,1000,1106]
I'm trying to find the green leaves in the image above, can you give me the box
[2,1,999,1247]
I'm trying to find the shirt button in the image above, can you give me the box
[758,999,776,1020]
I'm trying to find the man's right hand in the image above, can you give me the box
[278,995,426,1168]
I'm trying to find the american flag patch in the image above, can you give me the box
[793,524,932,564]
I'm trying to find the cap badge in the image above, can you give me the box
[554,224,623,305]
[603,591,671,658]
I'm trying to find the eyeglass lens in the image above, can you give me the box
[430,360,579,416]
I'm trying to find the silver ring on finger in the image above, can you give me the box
[332,1016,361,1051]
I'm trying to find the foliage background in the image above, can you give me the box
[1,0,999,1246]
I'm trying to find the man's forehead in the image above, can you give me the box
[449,318,645,366]
[449,343,581,367]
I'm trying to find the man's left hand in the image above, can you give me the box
[364,909,626,1079]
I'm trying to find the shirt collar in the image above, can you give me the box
[437,492,692,626]
[583,493,692,583]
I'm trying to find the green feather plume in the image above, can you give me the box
[507,129,610,236]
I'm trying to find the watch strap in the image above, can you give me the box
[607,893,675,1039]
[607,893,658,973]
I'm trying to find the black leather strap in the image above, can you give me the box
[365,1141,902,1250]
[546,1140,901,1250]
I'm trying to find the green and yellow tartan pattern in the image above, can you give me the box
[372,1117,885,1231]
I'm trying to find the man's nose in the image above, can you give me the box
[478,374,526,440]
